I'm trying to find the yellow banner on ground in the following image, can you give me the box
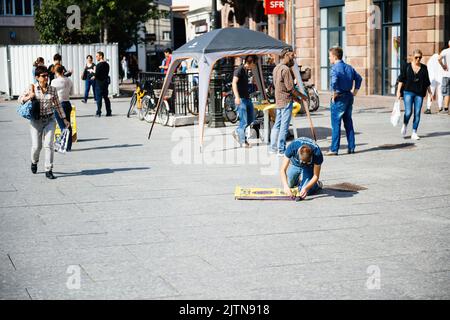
[55,105,77,142]
[234,186,299,200]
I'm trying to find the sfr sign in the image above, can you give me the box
[264,0,285,15]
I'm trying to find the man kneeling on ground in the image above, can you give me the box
[280,137,324,200]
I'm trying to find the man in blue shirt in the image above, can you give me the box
[281,137,324,200]
[325,47,363,156]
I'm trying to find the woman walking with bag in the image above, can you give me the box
[19,66,70,179]
[396,49,433,140]
[51,64,74,151]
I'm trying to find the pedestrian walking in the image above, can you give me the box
[81,55,96,103]
[270,48,307,155]
[325,47,362,156]
[438,40,450,113]
[92,51,112,117]
[19,65,70,179]
[397,49,432,140]
[231,55,257,148]
[51,64,74,151]
[47,53,72,83]
[32,57,45,84]
[425,52,444,114]
[121,56,129,81]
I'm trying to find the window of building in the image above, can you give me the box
[320,5,346,91]
[162,31,171,41]
[0,0,36,16]
[373,0,405,95]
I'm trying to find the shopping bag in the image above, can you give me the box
[390,100,401,127]
[55,129,70,153]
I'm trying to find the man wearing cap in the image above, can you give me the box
[280,137,324,200]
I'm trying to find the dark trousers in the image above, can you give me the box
[54,101,72,151]
[84,79,96,101]
[95,80,111,115]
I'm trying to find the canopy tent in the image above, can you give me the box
[147,28,317,149]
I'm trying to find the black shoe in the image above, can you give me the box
[424,109,431,114]
[95,113,101,118]
[45,171,56,180]
[347,149,355,154]
[31,163,37,174]
[445,108,449,112]
[106,113,112,117]
[81,99,87,104]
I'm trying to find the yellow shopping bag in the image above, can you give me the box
[55,105,77,142]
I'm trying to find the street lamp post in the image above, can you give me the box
[208,0,225,128]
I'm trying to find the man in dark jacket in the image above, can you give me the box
[92,51,112,117]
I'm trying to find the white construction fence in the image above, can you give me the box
[0,43,119,98]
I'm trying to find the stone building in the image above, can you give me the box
[0,0,40,45]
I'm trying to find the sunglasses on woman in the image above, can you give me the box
[414,56,422,60]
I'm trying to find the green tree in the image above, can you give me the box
[34,0,163,52]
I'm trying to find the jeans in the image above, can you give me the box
[270,102,293,153]
[55,101,72,151]
[95,80,111,115]
[330,93,355,153]
[403,91,423,131]
[30,117,56,171]
[84,79,96,101]
[235,98,254,144]
[287,164,321,194]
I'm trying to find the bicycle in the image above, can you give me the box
[127,80,147,120]
[142,84,172,127]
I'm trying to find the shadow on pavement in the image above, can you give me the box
[355,142,416,154]
[76,138,109,142]
[292,127,361,141]
[421,131,450,138]
[71,144,143,152]
[54,167,150,177]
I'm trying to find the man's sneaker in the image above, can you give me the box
[401,124,407,137]
[31,163,37,174]
[277,152,285,157]
[411,132,420,140]
[81,99,87,104]
[95,113,101,118]
[106,113,112,117]
[424,109,431,114]
[324,151,338,156]
[317,181,323,190]
[45,171,56,180]
[445,108,449,112]
[348,149,355,154]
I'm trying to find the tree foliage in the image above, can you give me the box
[34,0,165,51]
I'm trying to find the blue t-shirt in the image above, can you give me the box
[284,137,323,167]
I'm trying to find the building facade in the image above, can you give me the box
[0,0,40,45]
[293,0,450,96]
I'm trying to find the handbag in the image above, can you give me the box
[81,68,88,81]
[17,100,33,119]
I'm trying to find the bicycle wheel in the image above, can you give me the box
[139,96,150,121]
[223,93,238,123]
[307,87,320,112]
[158,100,170,126]
[127,93,137,118]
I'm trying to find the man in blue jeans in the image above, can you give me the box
[280,137,323,200]
[232,55,257,148]
[325,47,362,156]
[270,48,307,155]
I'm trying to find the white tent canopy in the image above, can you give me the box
[148,28,316,149]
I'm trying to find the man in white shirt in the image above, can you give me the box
[51,64,74,151]
[438,40,450,114]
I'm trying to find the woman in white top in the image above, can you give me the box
[51,64,74,151]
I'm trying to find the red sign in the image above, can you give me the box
[264,0,285,15]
